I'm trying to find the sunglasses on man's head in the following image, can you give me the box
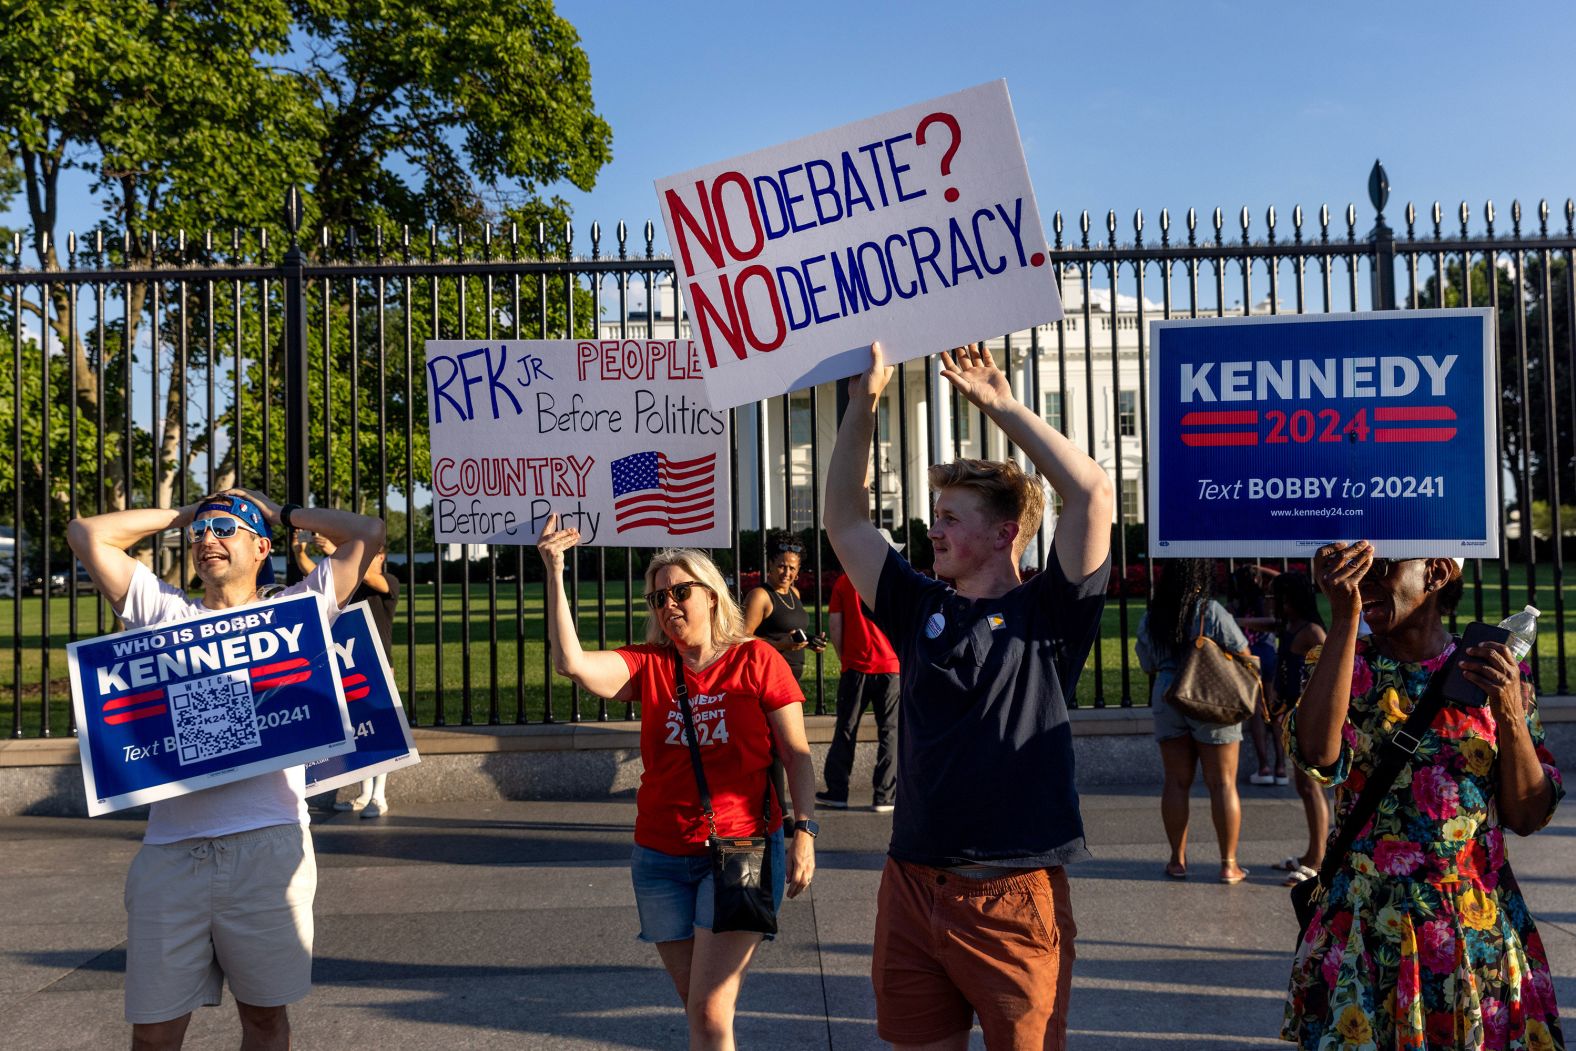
[645,581,715,609]
[776,543,804,553]
[188,516,256,543]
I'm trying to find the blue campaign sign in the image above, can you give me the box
[67,594,355,816]
[304,602,419,796]
[1148,309,1499,557]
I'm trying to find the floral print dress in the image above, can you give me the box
[1282,638,1566,1050]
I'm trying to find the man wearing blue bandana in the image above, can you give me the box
[68,489,385,1051]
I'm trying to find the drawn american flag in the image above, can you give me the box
[610,451,717,535]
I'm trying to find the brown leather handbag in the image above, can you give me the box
[1164,608,1262,725]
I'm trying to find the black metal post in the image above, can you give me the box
[1368,160,1398,310]
[281,187,309,582]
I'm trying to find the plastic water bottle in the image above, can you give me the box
[1498,605,1540,663]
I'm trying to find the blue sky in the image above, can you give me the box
[7,0,1575,248]
[550,0,1576,251]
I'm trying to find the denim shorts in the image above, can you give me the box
[631,828,786,943]
[1151,694,1245,746]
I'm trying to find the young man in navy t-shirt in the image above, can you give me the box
[824,342,1113,1051]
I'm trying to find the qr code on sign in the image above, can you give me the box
[169,670,261,766]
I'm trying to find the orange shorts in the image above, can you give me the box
[872,857,1077,1049]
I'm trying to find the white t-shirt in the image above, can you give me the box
[116,560,341,845]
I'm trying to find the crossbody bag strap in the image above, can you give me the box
[1311,648,1457,890]
[672,648,721,840]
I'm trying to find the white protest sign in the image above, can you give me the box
[425,339,731,546]
[656,79,1062,410]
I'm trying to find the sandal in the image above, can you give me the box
[1272,855,1304,871]
[1282,864,1318,886]
[1220,861,1248,884]
[1164,862,1188,880]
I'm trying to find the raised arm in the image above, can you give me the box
[939,343,1113,581]
[823,343,897,607]
[67,502,202,610]
[537,514,632,699]
[290,532,318,579]
[233,490,385,608]
[1294,542,1369,767]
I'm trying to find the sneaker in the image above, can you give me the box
[814,792,848,809]
[871,802,895,814]
[335,797,370,812]
[1248,772,1277,786]
[361,799,387,819]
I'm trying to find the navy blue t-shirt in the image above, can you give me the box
[871,544,1110,867]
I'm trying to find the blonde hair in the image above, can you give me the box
[643,549,755,649]
[928,458,1046,554]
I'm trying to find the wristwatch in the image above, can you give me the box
[795,819,820,839]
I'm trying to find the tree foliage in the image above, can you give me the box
[0,0,611,573]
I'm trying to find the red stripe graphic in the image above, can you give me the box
[1375,427,1457,443]
[1374,406,1457,422]
[106,705,168,725]
[342,673,368,688]
[103,688,165,713]
[1182,433,1259,447]
[250,657,309,678]
[253,671,312,690]
[345,687,372,701]
[1180,411,1258,426]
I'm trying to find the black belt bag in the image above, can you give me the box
[671,649,778,936]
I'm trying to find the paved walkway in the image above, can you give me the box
[4,785,1573,1049]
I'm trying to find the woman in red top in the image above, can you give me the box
[538,515,817,1050]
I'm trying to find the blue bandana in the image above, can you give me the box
[195,495,269,539]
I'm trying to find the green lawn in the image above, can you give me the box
[9,567,1576,738]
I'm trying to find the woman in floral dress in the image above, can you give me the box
[1283,541,1565,1050]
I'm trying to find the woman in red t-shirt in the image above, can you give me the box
[538,515,817,1048]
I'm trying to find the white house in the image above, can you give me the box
[596,274,1183,562]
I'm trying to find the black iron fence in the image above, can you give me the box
[7,164,1576,738]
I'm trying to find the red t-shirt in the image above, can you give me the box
[829,574,899,674]
[618,639,804,855]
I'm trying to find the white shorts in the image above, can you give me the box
[124,822,316,1024]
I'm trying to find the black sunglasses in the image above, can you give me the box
[1363,557,1422,582]
[774,543,804,554]
[645,581,715,610]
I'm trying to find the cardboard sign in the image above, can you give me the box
[1148,309,1499,557]
[67,594,354,816]
[655,79,1062,410]
[304,602,419,797]
[425,338,731,546]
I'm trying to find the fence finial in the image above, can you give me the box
[283,186,303,242]
[1367,159,1389,217]
[1539,199,1549,236]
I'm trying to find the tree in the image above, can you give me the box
[1418,253,1575,544]
[0,0,611,572]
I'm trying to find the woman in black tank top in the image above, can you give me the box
[743,546,821,675]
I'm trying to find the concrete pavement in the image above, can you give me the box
[4,785,1573,1049]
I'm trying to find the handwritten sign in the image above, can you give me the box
[304,602,419,797]
[655,79,1062,409]
[67,595,354,816]
[1148,309,1499,557]
[425,338,731,546]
